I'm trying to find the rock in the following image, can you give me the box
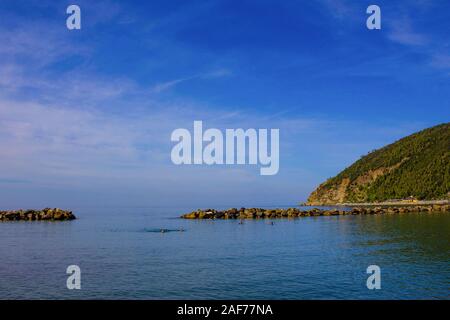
[184,212,198,219]
[255,210,264,218]
[215,211,225,219]
[244,209,255,218]
[180,204,449,220]
[0,208,76,221]
[198,211,207,219]
[53,212,64,220]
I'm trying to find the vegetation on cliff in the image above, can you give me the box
[307,123,450,204]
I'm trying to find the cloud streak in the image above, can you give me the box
[149,69,232,93]
[388,19,428,46]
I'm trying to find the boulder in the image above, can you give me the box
[0,208,76,221]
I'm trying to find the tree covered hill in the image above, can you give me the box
[307,123,450,205]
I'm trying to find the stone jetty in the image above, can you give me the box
[0,208,76,221]
[181,204,450,219]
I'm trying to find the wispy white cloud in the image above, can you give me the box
[0,23,90,67]
[385,15,450,73]
[430,53,450,70]
[150,76,195,94]
[0,88,431,207]
[388,19,428,46]
[149,69,232,93]
[318,0,355,19]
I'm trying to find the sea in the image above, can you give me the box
[0,206,449,299]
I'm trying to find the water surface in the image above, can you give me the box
[0,207,448,299]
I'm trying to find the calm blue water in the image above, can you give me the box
[0,206,449,300]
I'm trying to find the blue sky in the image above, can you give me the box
[0,0,449,208]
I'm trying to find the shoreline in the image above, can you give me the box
[303,200,450,207]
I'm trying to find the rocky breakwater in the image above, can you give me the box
[181,204,450,219]
[0,208,76,221]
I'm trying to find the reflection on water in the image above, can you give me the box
[0,207,448,299]
[353,213,450,259]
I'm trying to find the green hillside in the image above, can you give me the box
[307,123,450,204]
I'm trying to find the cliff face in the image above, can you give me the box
[306,123,450,205]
